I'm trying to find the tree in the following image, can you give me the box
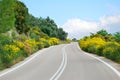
[97,29,109,36]
[91,30,114,41]
[57,28,68,40]
[114,32,120,43]
[40,26,52,36]
[29,14,40,27]
[72,38,77,41]
[14,1,30,35]
[29,15,68,40]
[0,0,15,33]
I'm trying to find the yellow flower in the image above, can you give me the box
[15,41,24,48]
[103,47,114,53]
[49,38,59,45]
[25,39,37,47]
[39,38,46,42]
[4,45,20,54]
[79,37,106,49]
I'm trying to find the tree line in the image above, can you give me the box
[0,0,68,40]
[29,15,68,40]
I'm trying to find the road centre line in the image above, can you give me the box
[50,44,68,80]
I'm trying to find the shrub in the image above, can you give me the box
[87,44,97,53]
[79,37,105,55]
[1,44,21,67]
[14,40,24,49]
[25,39,38,54]
[0,34,60,69]
[14,40,28,57]
[4,45,20,54]
[39,38,51,48]
[37,42,44,49]
[49,38,59,45]
[79,37,120,63]
[103,42,120,62]
[29,30,40,40]
[0,59,4,70]
[15,34,27,41]
[66,38,71,43]
[0,35,13,45]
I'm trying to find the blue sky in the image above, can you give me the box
[21,0,120,39]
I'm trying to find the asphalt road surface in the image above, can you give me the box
[0,43,120,80]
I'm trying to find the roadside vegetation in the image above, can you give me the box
[0,0,68,70]
[79,30,120,63]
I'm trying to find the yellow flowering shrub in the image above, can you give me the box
[24,39,38,54]
[14,40,24,49]
[1,44,21,67]
[4,45,20,54]
[25,39,38,47]
[66,38,71,43]
[0,35,61,69]
[37,41,44,49]
[49,38,59,45]
[39,38,46,42]
[79,37,120,63]
[106,42,120,47]
[39,38,51,48]
[79,37,106,54]
[103,42,120,62]
[33,29,40,35]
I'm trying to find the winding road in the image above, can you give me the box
[0,43,120,80]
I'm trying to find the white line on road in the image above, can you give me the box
[0,47,51,77]
[50,45,68,80]
[77,43,120,78]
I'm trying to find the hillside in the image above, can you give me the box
[0,0,68,69]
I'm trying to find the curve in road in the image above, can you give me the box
[0,43,120,80]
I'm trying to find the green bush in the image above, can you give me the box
[37,42,44,49]
[29,30,40,41]
[15,34,28,41]
[0,35,13,45]
[96,46,105,56]
[87,44,97,53]
[103,42,120,62]
[39,38,51,48]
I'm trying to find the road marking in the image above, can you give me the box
[50,45,68,80]
[0,47,51,77]
[77,43,120,78]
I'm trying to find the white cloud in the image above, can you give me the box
[99,15,120,33]
[61,19,99,39]
[100,15,120,26]
[61,14,120,39]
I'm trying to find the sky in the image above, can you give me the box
[21,0,120,39]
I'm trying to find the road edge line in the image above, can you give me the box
[0,47,51,77]
[77,43,120,78]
